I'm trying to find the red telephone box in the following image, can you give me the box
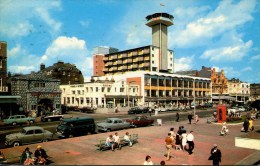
[217,105,227,123]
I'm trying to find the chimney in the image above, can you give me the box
[40,63,45,71]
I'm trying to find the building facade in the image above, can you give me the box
[250,83,260,101]
[103,45,174,75]
[0,41,8,93]
[10,73,61,117]
[228,78,250,103]
[93,46,119,76]
[40,61,84,85]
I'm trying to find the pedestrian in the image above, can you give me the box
[242,119,249,132]
[181,130,187,151]
[176,112,179,122]
[143,155,153,165]
[165,133,174,161]
[114,106,118,113]
[149,107,152,117]
[188,113,193,124]
[186,131,194,155]
[209,144,221,166]
[249,118,254,131]
[194,114,199,124]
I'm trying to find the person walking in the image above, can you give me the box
[149,107,152,117]
[176,112,180,122]
[249,118,254,131]
[242,119,249,132]
[165,133,174,161]
[194,114,199,124]
[188,113,193,124]
[186,131,194,155]
[209,144,221,166]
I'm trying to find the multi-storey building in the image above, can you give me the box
[102,13,174,75]
[228,78,250,103]
[0,41,8,93]
[250,83,260,101]
[10,72,61,117]
[93,46,118,76]
[39,61,84,85]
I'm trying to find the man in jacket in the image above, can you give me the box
[210,144,222,165]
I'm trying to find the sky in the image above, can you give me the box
[0,0,259,83]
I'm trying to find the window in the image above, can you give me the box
[152,60,154,64]
[26,130,34,135]
[0,60,2,69]
[133,88,135,93]
[35,130,43,134]
[77,90,81,94]
[72,91,75,94]
[102,87,105,92]
[90,87,93,92]
[152,54,154,57]
[96,87,98,92]
[86,87,88,92]
[31,105,36,110]
[107,87,111,92]
[120,88,124,92]
[115,87,116,93]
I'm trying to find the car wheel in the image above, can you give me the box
[42,138,48,142]
[68,134,74,138]
[59,117,63,121]
[12,122,17,126]
[107,128,111,132]
[29,120,34,124]
[13,142,20,147]
[48,118,52,122]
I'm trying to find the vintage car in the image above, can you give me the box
[96,118,130,132]
[3,115,35,126]
[41,114,63,122]
[5,126,53,147]
[126,116,154,127]
[128,107,143,114]
[80,107,95,113]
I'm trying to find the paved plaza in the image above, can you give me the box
[1,116,260,165]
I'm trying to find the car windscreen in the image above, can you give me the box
[21,129,26,134]
[106,119,112,123]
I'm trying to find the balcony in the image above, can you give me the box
[123,60,128,64]
[138,50,143,55]
[132,64,138,68]
[103,56,109,61]
[144,57,150,61]
[122,54,127,58]
[127,59,132,63]
[118,54,123,59]
[133,58,138,63]
[144,49,150,54]
[138,57,144,61]
[127,52,132,57]
[128,65,133,69]
[122,66,127,70]
[139,63,144,68]
[132,51,138,56]
[103,68,108,72]
[113,61,117,65]
[144,63,150,67]
[117,60,123,64]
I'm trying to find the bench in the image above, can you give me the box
[96,134,138,151]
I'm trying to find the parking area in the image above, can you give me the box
[1,116,259,165]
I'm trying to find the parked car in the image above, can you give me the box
[41,114,63,122]
[227,107,238,114]
[56,117,96,138]
[141,107,155,113]
[80,107,95,113]
[237,106,246,112]
[3,115,35,126]
[126,116,154,127]
[5,126,53,147]
[128,107,143,114]
[96,118,130,132]
[155,107,166,112]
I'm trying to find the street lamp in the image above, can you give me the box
[193,79,196,117]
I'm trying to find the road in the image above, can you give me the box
[0,109,213,149]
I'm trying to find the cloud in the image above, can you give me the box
[222,66,240,79]
[41,36,92,77]
[79,20,90,28]
[200,40,252,62]
[9,65,36,74]
[241,67,252,72]
[174,56,194,72]
[250,54,260,61]
[169,0,257,48]
[0,0,62,38]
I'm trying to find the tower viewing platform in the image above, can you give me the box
[146,13,174,27]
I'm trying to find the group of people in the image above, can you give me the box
[21,145,49,165]
[164,126,195,161]
[242,118,254,132]
[105,132,133,151]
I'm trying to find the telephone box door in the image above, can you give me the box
[217,105,227,123]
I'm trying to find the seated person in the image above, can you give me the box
[105,135,115,151]
[21,147,34,165]
[34,145,48,165]
[0,151,7,163]
[113,132,121,150]
[124,132,133,146]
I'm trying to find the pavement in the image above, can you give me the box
[1,116,260,165]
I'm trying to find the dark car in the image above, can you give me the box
[80,107,95,113]
[41,114,63,122]
[126,116,154,127]
[141,107,155,113]
[128,107,143,114]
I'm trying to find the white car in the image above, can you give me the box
[237,106,246,112]
[227,107,238,114]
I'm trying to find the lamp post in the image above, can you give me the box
[193,79,196,117]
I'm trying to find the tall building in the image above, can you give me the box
[250,83,260,101]
[93,46,119,76]
[0,41,8,93]
[228,78,250,103]
[99,13,174,76]
[146,13,174,72]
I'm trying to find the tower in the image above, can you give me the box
[146,13,173,72]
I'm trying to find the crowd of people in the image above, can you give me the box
[105,132,134,151]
